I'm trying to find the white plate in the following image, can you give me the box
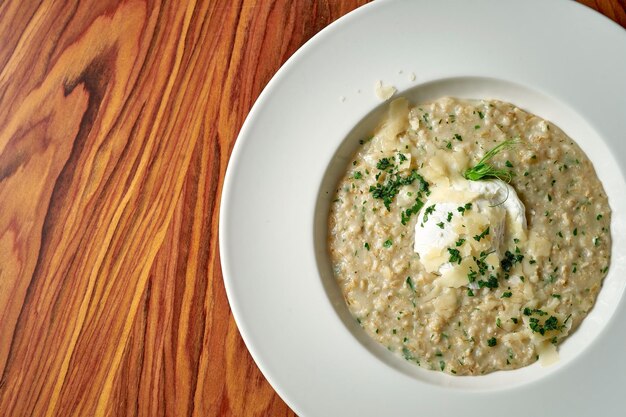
[220,1,626,415]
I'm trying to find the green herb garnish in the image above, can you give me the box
[370,169,428,211]
[376,157,393,171]
[448,248,462,264]
[529,315,563,336]
[406,276,415,291]
[478,275,499,289]
[423,204,436,222]
[401,198,425,225]
[457,202,472,215]
[500,250,524,272]
[463,139,519,181]
[473,226,490,242]
[467,269,477,283]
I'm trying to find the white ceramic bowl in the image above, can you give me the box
[220,1,626,415]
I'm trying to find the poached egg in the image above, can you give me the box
[414,178,526,288]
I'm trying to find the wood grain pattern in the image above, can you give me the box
[0,1,622,416]
[578,0,626,26]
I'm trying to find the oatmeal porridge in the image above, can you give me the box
[328,97,611,375]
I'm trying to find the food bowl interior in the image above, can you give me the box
[313,76,626,390]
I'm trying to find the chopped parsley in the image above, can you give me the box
[487,337,497,347]
[376,157,393,171]
[501,250,524,272]
[474,250,494,276]
[353,171,362,179]
[454,133,463,141]
[446,212,453,222]
[528,318,541,334]
[455,238,466,247]
[423,204,436,222]
[401,198,425,225]
[467,269,477,283]
[448,248,462,264]
[529,315,563,336]
[406,276,415,291]
[473,226,490,242]
[437,222,445,229]
[370,169,428,211]
[364,242,370,251]
[457,202,472,215]
[524,307,547,316]
[478,275,499,289]
[505,160,513,168]
[383,239,393,248]
[501,291,512,298]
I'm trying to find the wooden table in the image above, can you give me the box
[0,1,623,416]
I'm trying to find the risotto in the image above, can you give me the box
[328,97,611,375]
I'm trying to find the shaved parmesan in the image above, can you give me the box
[374,80,397,100]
